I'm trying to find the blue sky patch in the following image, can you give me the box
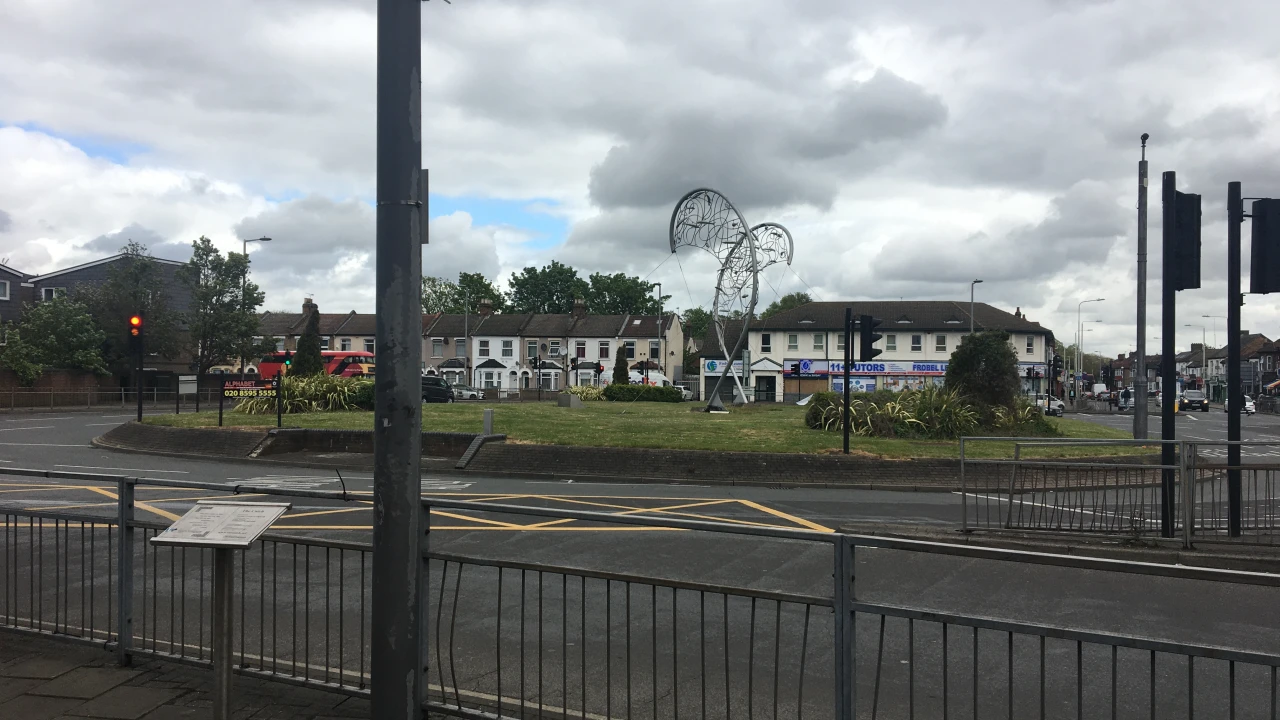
[430,195,568,249]
[8,122,147,164]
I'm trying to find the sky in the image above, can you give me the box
[1,0,1279,358]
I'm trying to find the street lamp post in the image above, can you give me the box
[655,282,662,385]
[1076,298,1104,398]
[1201,315,1226,348]
[969,280,983,335]
[239,237,271,379]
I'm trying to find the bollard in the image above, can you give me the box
[483,407,493,435]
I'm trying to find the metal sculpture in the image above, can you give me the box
[670,189,794,411]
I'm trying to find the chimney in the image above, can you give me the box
[302,297,318,314]
[478,298,494,317]
[1014,307,1022,319]
[572,297,586,319]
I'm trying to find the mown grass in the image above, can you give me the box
[143,401,1146,459]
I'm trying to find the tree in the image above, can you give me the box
[13,297,107,376]
[0,324,43,386]
[944,330,1020,408]
[421,276,462,314]
[584,272,668,315]
[291,311,326,376]
[613,344,629,385]
[507,261,588,314]
[177,237,268,375]
[457,272,507,313]
[75,241,182,374]
[682,307,711,344]
[760,292,812,319]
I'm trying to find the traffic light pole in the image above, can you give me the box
[1160,171,1177,538]
[1135,136,1150,439]
[842,308,851,455]
[135,320,144,423]
[1227,180,1242,537]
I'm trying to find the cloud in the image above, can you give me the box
[83,223,168,255]
[0,208,10,233]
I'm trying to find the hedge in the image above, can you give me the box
[603,384,683,403]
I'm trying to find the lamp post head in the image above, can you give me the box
[972,279,983,285]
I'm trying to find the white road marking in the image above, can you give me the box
[421,480,473,491]
[230,476,339,490]
[0,426,53,432]
[0,442,88,447]
[85,422,125,427]
[55,464,189,474]
[0,416,75,422]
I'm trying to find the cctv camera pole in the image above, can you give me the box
[372,0,426,716]
[1227,181,1243,536]
[1134,134,1150,439]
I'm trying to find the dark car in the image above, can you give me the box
[1181,389,1209,412]
[421,376,455,403]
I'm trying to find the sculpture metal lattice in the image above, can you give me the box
[670,189,794,410]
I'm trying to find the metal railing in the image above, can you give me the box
[960,437,1280,546]
[2,465,1279,718]
[0,388,228,411]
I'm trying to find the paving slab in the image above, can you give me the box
[32,667,141,700]
[138,706,205,720]
[68,686,184,719]
[1,693,84,720]
[1,654,89,679]
[0,675,44,702]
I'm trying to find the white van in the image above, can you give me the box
[628,370,673,386]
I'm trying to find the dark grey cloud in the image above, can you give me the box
[83,223,168,255]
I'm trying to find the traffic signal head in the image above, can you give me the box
[283,351,293,367]
[596,363,604,375]
[1250,199,1280,294]
[1166,182,1201,291]
[128,315,142,337]
[858,315,883,362]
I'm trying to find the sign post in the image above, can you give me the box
[220,379,278,428]
[274,376,282,428]
[151,501,291,720]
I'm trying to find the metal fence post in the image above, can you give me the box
[116,477,135,666]
[1005,444,1022,528]
[833,537,854,719]
[419,502,432,711]
[959,438,968,532]
[1181,441,1193,549]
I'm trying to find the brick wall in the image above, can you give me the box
[257,429,479,459]
[98,422,268,458]
[466,444,962,487]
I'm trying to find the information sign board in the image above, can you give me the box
[222,379,278,399]
[150,501,291,549]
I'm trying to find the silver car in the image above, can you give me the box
[452,385,485,400]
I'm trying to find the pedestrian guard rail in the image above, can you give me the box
[2,465,1279,718]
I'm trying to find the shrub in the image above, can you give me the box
[809,386,979,440]
[603,384,682,402]
[563,385,605,401]
[351,379,375,410]
[944,330,1020,409]
[235,375,364,415]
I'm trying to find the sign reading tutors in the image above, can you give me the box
[784,360,949,377]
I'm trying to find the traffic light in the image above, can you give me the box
[858,315,883,362]
[596,363,604,377]
[1250,199,1280,294]
[128,314,142,337]
[1170,190,1202,291]
[283,351,293,368]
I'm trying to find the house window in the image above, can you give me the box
[576,341,587,358]
[761,333,772,353]
[527,341,537,359]
[910,335,922,352]
[275,337,286,351]
[0,280,8,300]
[479,340,490,357]
[550,340,561,357]
[1026,336,1035,355]
[320,337,330,350]
[599,341,610,358]
[501,340,513,358]
[482,371,495,389]
[625,341,636,359]
[836,333,846,351]
[42,287,66,301]
[454,338,465,357]
[431,339,444,357]
[787,334,799,351]
[886,335,897,352]
[649,340,660,358]
[364,338,374,354]
[340,338,351,351]
[813,334,824,351]
[935,335,947,352]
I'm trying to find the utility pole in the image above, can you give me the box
[1160,171,1177,538]
[1227,181,1243,537]
[1135,134,1150,439]
[371,0,425,716]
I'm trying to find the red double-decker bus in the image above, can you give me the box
[257,351,375,379]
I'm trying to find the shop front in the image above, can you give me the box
[701,358,746,404]
[783,360,949,398]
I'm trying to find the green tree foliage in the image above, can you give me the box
[12,297,107,376]
[683,347,700,377]
[0,324,44,386]
[681,307,711,343]
[584,272,668,315]
[421,272,507,314]
[613,344,629,385]
[420,275,461,314]
[177,237,268,374]
[760,292,812,319]
[507,261,588,314]
[75,241,182,373]
[291,311,326,377]
[944,331,1020,409]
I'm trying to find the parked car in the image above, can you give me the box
[1225,395,1256,415]
[421,376,455,403]
[679,386,695,401]
[453,385,485,400]
[1181,389,1209,412]
[1031,394,1065,417]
